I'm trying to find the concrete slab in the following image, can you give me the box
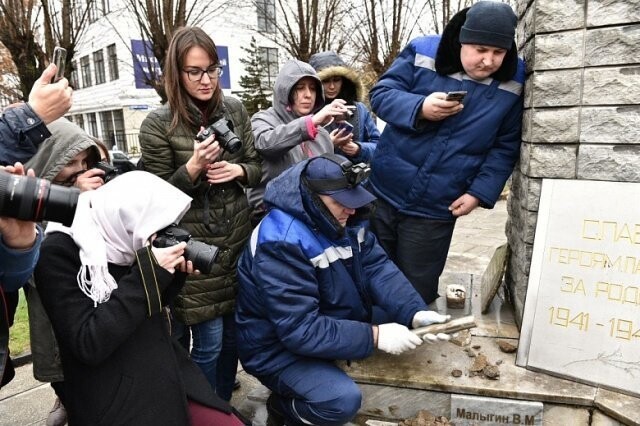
[341,336,597,406]
[543,404,590,426]
[592,409,625,426]
[594,388,640,426]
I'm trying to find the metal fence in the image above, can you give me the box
[100,132,141,156]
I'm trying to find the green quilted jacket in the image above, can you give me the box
[139,95,262,324]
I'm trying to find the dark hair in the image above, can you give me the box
[435,7,518,82]
[90,136,110,163]
[164,27,223,132]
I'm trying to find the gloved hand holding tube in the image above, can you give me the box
[412,310,452,344]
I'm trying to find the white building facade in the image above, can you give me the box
[67,0,280,155]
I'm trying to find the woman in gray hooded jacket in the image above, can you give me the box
[246,59,353,220]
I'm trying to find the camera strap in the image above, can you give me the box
[134,246,163,317]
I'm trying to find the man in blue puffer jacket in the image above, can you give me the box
[236,154,451,426]
[368,1,524,304]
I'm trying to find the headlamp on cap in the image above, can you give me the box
[306,157,371,192]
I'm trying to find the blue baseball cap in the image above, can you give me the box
[305,155,376,209]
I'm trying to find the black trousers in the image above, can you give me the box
[370,198,456,304]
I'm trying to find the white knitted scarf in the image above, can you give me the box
[46,171,192,306]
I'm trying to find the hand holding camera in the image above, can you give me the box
[150,239,188,275]
[152,224,218,274]
[74,168,106,192]
[186,130,221,181]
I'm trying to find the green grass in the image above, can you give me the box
[8,289,30,357]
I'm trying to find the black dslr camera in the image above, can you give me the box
[152,224,218,274]
[0,171,79,226]
[195,118,242,154]
[94,161,119,183]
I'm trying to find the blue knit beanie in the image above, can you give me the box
[459,1,517,50]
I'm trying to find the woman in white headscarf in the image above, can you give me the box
[33,171,247,426]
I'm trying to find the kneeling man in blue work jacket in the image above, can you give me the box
[236,153,451,426]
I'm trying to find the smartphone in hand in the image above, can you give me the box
[51,47,67,83]
[337,121,354,134]
[445,90,467,102]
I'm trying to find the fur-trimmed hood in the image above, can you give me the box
[309,51,364,103]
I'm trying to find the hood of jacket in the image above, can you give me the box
[309,51,364,103]
[26,118,100,182]
[272,59,325,122]
[435,7,518,82]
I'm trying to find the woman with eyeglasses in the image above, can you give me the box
[309,51,380,163]
[139,26,261,402]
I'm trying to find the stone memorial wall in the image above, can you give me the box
[506,0,640,325]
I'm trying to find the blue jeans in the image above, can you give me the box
[260,359,361,426]
[171,313,238,401]
[370,198,456,304]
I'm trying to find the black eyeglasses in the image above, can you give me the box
[183,66,222,82]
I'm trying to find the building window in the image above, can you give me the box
[107,44,119,81]
[75,114,84,130]
[259,47,278,88]
[93,50,105,84]
[256,0,275,33]
[87,0,98,22]
[113,109,125,148]
[100,111,115,145]
[87,112,98,136]
[73,0,83,27]
[101,0,110,14]
[70,61,79,88]
[80,56,92,87]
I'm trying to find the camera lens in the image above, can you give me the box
[221,135,242,154]
[0,171,80,226]
[185,239,218,274]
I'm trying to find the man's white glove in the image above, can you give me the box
[377,323,423,355]
[412,311,453,344]
[412,310,450,329]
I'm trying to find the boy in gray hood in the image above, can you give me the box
[25,117,104,426]
[247,59,352,222]
[26,118,104,190]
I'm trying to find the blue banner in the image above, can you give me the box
[217,46,230,90]
[131,39,161,89]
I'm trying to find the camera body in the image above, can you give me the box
[94,161,119,183]
[195,118,242,154]
[0,171,79,226]
[152,224,218,274]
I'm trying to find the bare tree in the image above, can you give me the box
[0,42,21,105]
[0,0,45,100]
[0,0,95,100]
[349,0,474,84]
[251,0,350,62]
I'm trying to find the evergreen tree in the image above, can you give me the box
[239,37,272,116]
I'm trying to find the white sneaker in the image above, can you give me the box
[46,397,68,426]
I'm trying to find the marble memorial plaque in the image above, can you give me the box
[450,394,543,425]
[517,179,640,397]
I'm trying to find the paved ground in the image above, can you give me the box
[0,200,508,425]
